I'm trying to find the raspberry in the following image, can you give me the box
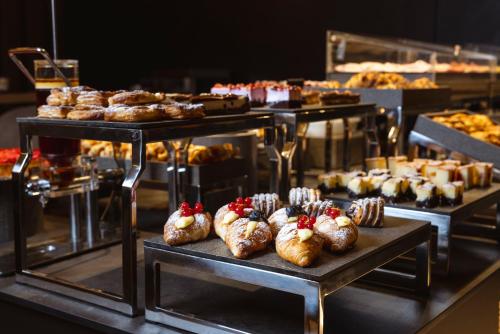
[326,208,341,219]
[234,207,244,217]
[236,197,244,205]
[298,215,308,224]
[297,221,306,229]
[194,202,204,214]
[228,202,236,211]
[309,216,316,225]
[181,208,193,217]
[180,202,190,210]
[244,197,253,208]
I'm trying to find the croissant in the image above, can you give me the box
[225,211,272,259]
[313,215,358,253]
[163,205,212,246]
[213,197,253,241]
[275,223,323,267]
[268,205,306,239]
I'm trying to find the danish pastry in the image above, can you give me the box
[37,105,73,119]
[46,86,95,106]
[67,105,105,120]
[104,104,165,122]
[214,197,254,241]
[163,202,212,246]
[275,216,323,267]
[161,103,205,120]
[108,90,165,106]
[314,210,358,253]
[76,91,108,107]
[225,210,272,259]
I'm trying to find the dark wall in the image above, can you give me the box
[1,0,499,91]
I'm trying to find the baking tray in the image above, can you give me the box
[144,216,429,282]
[412,111,500,168]
[325,182,500,220]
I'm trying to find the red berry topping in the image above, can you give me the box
[234,207,244,217]
[309,216,316,225]
[180,202,190,210]
[325,207,341,219]
[194,202,204,214]
[298,215,308,224]
[236,197,244,205]
[228,202,236,211]
[244,197,253,208]
[181,208,193,217]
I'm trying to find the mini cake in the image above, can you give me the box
[337,171,366,189]
[346,197,385,227]
[302,90,320,105]
[365,157,387,171]
[430,165,455,189]
[381,178,403,203]
[422,161,443,178]
[443,159,461,167]
[395,162,420,177]
[441,181,464,206]
[347,177,368,198]
[457,164,474,189]
[408,176,426,200]
[394,176,410,199]
[289,187,322,206]
[319,90,360,106]
[415,182,439,208]
[318,172,338,193]
[266,84,302,108]
[211,83,268,107]
[368,168,391,176]
[388,156,408,175]
[367,174,391,195]
[473,162,493,187]
[190,93,250,115]
[302,200,336,218]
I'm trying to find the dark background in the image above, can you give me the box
[1,0,500,92]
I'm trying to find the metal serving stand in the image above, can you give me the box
[12,112,276,316]
[252,103,377,199]
[326,184,500,275]
[144,217,431,334]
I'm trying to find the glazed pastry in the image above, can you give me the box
[76,91,108,107]
[37,105,73,119]
[302,200,335,218]
[288,187,321,206]
[314,209,358,252]
[67,105,105,120]
[251,193,280,218]
[275,216,323,267]
[104,104,165,122]
[46,86,95,106]
[268,205,306,238]
[214,197,254,241]
[163,202,212,246]
[225,210,273,259]
[108,90,165,105]
[346,197,384,227]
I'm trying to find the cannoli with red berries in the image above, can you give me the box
[314,208,358,253]
[163,202,212,246]
[214,197,254,241]
[275,215,323,267]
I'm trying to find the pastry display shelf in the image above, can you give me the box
[12,112,276,317]
[144,217,431,334]
[308,86,452,156]
[252,103,377,200]
[410,111,500,171]
[325,182,500,275]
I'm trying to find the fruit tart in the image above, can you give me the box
[163,202,212,246]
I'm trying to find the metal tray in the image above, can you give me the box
[412,111,500,168]
[144,216,429,282]
[252,103,375,121]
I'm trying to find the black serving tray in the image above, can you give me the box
[325,182,500,220]
[144,216,429,281]
[412,111,500,168]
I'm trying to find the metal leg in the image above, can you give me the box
[303,285,324,334]
[364,115,380,160]
[265,127,280,195]
[432,215,452,275]
[342,118,351,171]
[296,136,305,187]
[176,138,192,203]
[121,131,146,315]
[164,141,179,214]
[324,121,332,172]
[69,194,81,248]
[415,240,431,295]
[387,106,403,156]
[84,190,99,247]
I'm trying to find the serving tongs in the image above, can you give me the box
[8,47,71,87]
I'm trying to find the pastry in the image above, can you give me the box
[441,181,464,206]
[159,103,205,120]
[46,86,94,106]
[304,80,341,89]
[163,93,192,103]
[365,157,387,170]
[214,197,254,241]
[211,83,267,107]
[319,90,360,105]
[381,178,403,203]
[67,105,105,120]
[275,217,323,267]
[190,93,249,114]
[388,156,407,175]
[108,90,165,105]
[337,171,366,189]
[415,182,439,208]
[104,104,165,122]
[432,113,499,147]
[288,187,321,206]
[346,197,384,227]
[265,84,302,108]
[346,177,368,198]
[473,162,493,187]
[163,202,212,246]
[302,200,335,218]
[225,210,273,259]
[37,105,73,119]
[314,210,358,252]
[251,193,280,218]
[76,91,108,106]
[268,205,306,238]
[318,172,338,193]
